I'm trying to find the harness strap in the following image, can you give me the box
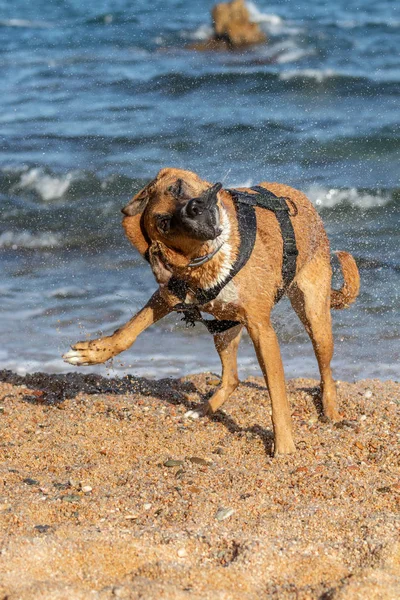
[239,186,298,302]
[173,304,240,335]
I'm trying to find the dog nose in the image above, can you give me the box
[185,198,204,219]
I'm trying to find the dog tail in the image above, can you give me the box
[330,251,360,309]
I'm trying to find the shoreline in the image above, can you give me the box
[0,371,399,599]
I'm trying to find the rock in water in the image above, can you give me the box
[212,0,266,47]
[191,0,266,51]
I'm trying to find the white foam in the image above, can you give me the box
[49,286,88,299]
[245,2,282,26]
[0,230,61,249]
[280,68,336,82]
[336,17,400,30]
[0,18,52,28]
[11,167,76,201]
[246,2,303,35]
[307,186,391,209]
[276,48,315,64]
[183,24,213,41]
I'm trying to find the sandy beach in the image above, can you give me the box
[0,370,398,599]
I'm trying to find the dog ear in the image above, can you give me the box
[168,178,191,201]
[121,179,155,216]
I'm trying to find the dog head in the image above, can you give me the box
[122,168,223,260]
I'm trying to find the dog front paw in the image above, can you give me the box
[62,339,116,366]
[274,438,296,457]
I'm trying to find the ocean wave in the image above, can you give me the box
[0,166,139,203]
[333,17,400,30]
[0,230,62,249]
[280,68,337,82]
[0,18,53,29]
[49,286,89,299]
[276,48,316,64]
[181,24,213,41]
[132,69,399,97]
[276,67,400,89]
[245,2,303,35]
[306,186,393,209]
[245,2,282,26]
[228,183,395,210]
[11,167,76,201]
[1,166,398,211]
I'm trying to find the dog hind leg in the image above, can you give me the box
[63,290,171,366]
[246,316,296,456]
[288,256,340,421]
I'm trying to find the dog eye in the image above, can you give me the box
[156,214,171,235]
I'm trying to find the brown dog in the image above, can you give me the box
[63,168,360,456]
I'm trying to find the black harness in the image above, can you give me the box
[166,186,298,335]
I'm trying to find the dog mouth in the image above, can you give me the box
[179,204,222,241]
[174,182,222,242]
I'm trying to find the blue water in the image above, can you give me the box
[0,0,399,380]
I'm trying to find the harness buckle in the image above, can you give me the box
[284,198,298,217]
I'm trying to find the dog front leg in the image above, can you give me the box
[186,324,242,418]
[207,324,242,413]
[246,318,296,456]
[63,290,171,366]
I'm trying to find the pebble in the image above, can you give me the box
[53,482,69,490]
[81,485,92,494]
[164,459,184,467]
[62,494,81,503]
[377,486,391,494]
[34,524,52,534]
[112,587,129,598]
[177,548,187,558]
[143,503,152,510]
[215,507,235,521]
[189,456,211,466]
[206,377,221,386]
[184,409,200,419]
[23,478,39,486]
[364,389,373,399]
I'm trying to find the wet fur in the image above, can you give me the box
[63,167,360,456]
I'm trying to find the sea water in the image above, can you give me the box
[1,0,399,380]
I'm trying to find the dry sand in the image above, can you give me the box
[0,370,399,599]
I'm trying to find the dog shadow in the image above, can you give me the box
[0,369,274,455]
[298,385,324,417]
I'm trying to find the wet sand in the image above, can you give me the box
[0,370,399,599]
